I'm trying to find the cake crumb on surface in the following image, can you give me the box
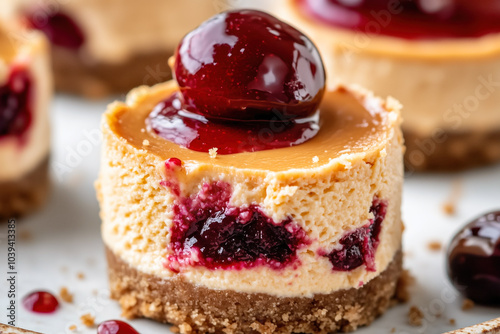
[390,328,396,333]
[442,179,462,216]
[19,229,32,241]
[313,156,319,163]
[142,139,150,146]
[60,287,73,303]
[449,318,456,326]
[77,272,85,280]
[209,147,218,159]
[179,323,192,333]
[396,269,415,303]
[462,299,475,311]
[68,324,77,331]
[80,313,95,327]
[427,241,442,252]
[408,306,424,326]
[442,203,456,216]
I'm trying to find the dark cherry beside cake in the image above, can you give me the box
[448,211,500,305]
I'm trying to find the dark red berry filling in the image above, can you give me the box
[0,67,33,141]
[299,0,500,39]
[165,180,308,271]
[447,211,500,305]
[322,198,387,272]
[147,93,319,154]
[26,8,84,49]
[98,320,139,334]
[22,291,59,313]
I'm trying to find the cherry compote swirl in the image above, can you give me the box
[148,10,325,154]
[299,0,500,39]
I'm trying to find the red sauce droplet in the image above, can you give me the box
[23,291,59,313]
[97,320,139,334]
[26,7,85,49]
[299,0,500,39]
[0,67,33,141]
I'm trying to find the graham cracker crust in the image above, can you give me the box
[52,47,173,99]
[404,129,500,172]
[106,247,403,334]
[0,156,50,219]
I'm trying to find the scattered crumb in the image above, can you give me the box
[209,147,218,159]
[68,324,77,331]
[80,313,95,327]
[408,306,424,326]
[427,241,443,252]
[442,179,462,216]
[396,269,415,303]
[178,323,192,333]
[449,318,456,326]
[59,287,73,303]
[390,328,396,333]
[442,203,456,216]
[77,272,85,280]
[170,326,180,333]
[312,156,319,163]
[18,229,32,241]
[462,299,475,311]
[142,139,150,146]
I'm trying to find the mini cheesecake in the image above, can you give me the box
[282,0,500,171]
[8,0,225,97]
[97,10,404,333]
[0,20,52,218]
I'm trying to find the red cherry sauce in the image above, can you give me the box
[147,93,319,154]
[0,67,33,141]
[147,10,325,154]
[161,160,308,272]
[26,7,84,49]
[97,320,139,334]
[298,0,500,39]
[23,291,59,313]
[321,197,387,272]
[447,211,500,305]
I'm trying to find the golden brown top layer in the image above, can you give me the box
[0,22,17,63]
[106,81,401,172]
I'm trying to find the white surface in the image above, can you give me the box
[0,93,499,334]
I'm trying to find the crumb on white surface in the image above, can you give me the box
[408,306,423,326]
[209,147,218,159]
[60,287,73,303]
[80,313,95,327]
[313,156,319,163]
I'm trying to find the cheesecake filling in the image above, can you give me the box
[0,24,51,181]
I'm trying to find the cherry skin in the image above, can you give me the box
[174,9,325,121]
[22,291,59,313]
[447,211,500,305]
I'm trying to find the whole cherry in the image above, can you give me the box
[173,9,325,121]
[447,211,500,305]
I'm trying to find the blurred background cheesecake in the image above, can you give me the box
[281,0,500,171]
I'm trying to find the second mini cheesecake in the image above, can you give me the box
[97,10,404,333]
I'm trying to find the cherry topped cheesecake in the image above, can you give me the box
[0,19,52,218]
[8,0,224,97]
[282,0,500,171]
[97,10,404,333]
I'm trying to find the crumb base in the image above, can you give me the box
[53,47,173,98]
[106,247,402,334]
[405,129,500,172]
[0,156,50,219]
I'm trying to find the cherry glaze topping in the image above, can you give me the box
[165,180,308,271]
[174,9,325,121]
[322,198,387,272]
[26,8,84,49]
[447,211,500,305]
[299,0,500,39]
[0,67,33,140]
[148,93,319,154]
[23,291,59,313]
[97,320,140,334]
